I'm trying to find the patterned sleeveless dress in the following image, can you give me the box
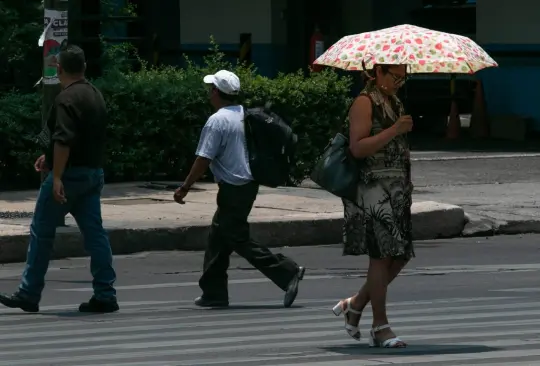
[342,83,415,260]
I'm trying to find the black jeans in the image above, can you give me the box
[198,181,299,300]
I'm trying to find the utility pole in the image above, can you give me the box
[40,0,69,226]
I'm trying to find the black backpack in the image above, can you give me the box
[243,103,297,188]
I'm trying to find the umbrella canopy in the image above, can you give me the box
[314,24,498,74]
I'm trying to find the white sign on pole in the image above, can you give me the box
[41,9,68,85]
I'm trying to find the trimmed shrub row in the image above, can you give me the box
[0,46,353,189]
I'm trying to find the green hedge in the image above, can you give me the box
[0,91,42,189]
[0,45,352,189]
[0,0,43,93]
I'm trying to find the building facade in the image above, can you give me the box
[107,0,539,133]
[476,0,540,132]
[178,0,284,76]
[176,0,427,77]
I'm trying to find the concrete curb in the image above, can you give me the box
[0,201,466,264]
[411,201,465,240]
[462,212,540,237]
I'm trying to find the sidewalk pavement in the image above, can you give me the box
[412,182,540,237]
[0,182,465,263]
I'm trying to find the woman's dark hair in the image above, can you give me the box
[362,64,391,83]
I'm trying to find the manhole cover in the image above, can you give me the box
[103,198,170,205]
[0,211,33,219]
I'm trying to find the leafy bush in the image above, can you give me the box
[0,0,43,92]
[0,43,353,189]
[0,91,42,189]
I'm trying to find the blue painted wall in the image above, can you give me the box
[180,44,283,78]
[99,1,282,77]
[477,44,540,132]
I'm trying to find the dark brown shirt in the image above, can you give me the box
[45,79,107,169]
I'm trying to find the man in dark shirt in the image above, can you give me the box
[0,45,119,313]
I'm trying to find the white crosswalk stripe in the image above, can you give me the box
[0,295,540,365]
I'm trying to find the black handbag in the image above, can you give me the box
[310,132,359,201]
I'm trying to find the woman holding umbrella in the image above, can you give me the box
[314,24,497,348]
[333,63,413,348]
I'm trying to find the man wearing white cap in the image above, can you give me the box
[174,70,305,308]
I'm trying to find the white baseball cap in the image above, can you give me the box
[203,70,241,95]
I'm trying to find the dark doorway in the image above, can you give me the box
[286,0,343,73]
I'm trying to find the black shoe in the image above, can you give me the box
[79,296,119,313]
[284,266,305,308]
[194,296,229,308]
[0,291,39,313]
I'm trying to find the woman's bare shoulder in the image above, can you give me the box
[350,94,372,114]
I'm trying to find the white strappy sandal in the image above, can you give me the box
[368,324,407,348]
[332,298,362,341]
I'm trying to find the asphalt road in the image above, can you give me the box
[411,153,540,186]
[304,151,540,188]
[0,234,539,365]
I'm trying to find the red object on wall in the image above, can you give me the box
[309,27,325,72]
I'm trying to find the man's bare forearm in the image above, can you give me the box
[183,156,211,188]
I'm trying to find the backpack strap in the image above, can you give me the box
[241,105,254,155]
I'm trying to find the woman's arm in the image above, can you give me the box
[348,96,398,158]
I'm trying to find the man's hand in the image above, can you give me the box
[34,154,48,173]
[53,177,66,204]
[173,186,188,204]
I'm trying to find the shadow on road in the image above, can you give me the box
[0,311,99,319]
[42,279,92,284]
[322,343,500,356]
[181,304,305,311]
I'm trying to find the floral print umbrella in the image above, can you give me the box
[314,24,498,74]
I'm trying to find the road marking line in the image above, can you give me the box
[3,313,540,350]
[0,295,516,315]
[5,333,540,365]
[271,354,540,366]
[0,296,519,322]
[0,300,182,314]
[55,264,540,291]
[2,296,540,364]
[0,296,520,329]
[492,287,540,292]
[96,353,342,366]
[411,153,540,161]
[97,356,540,366]
[55,275,335,291]
[3,301,540,339]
